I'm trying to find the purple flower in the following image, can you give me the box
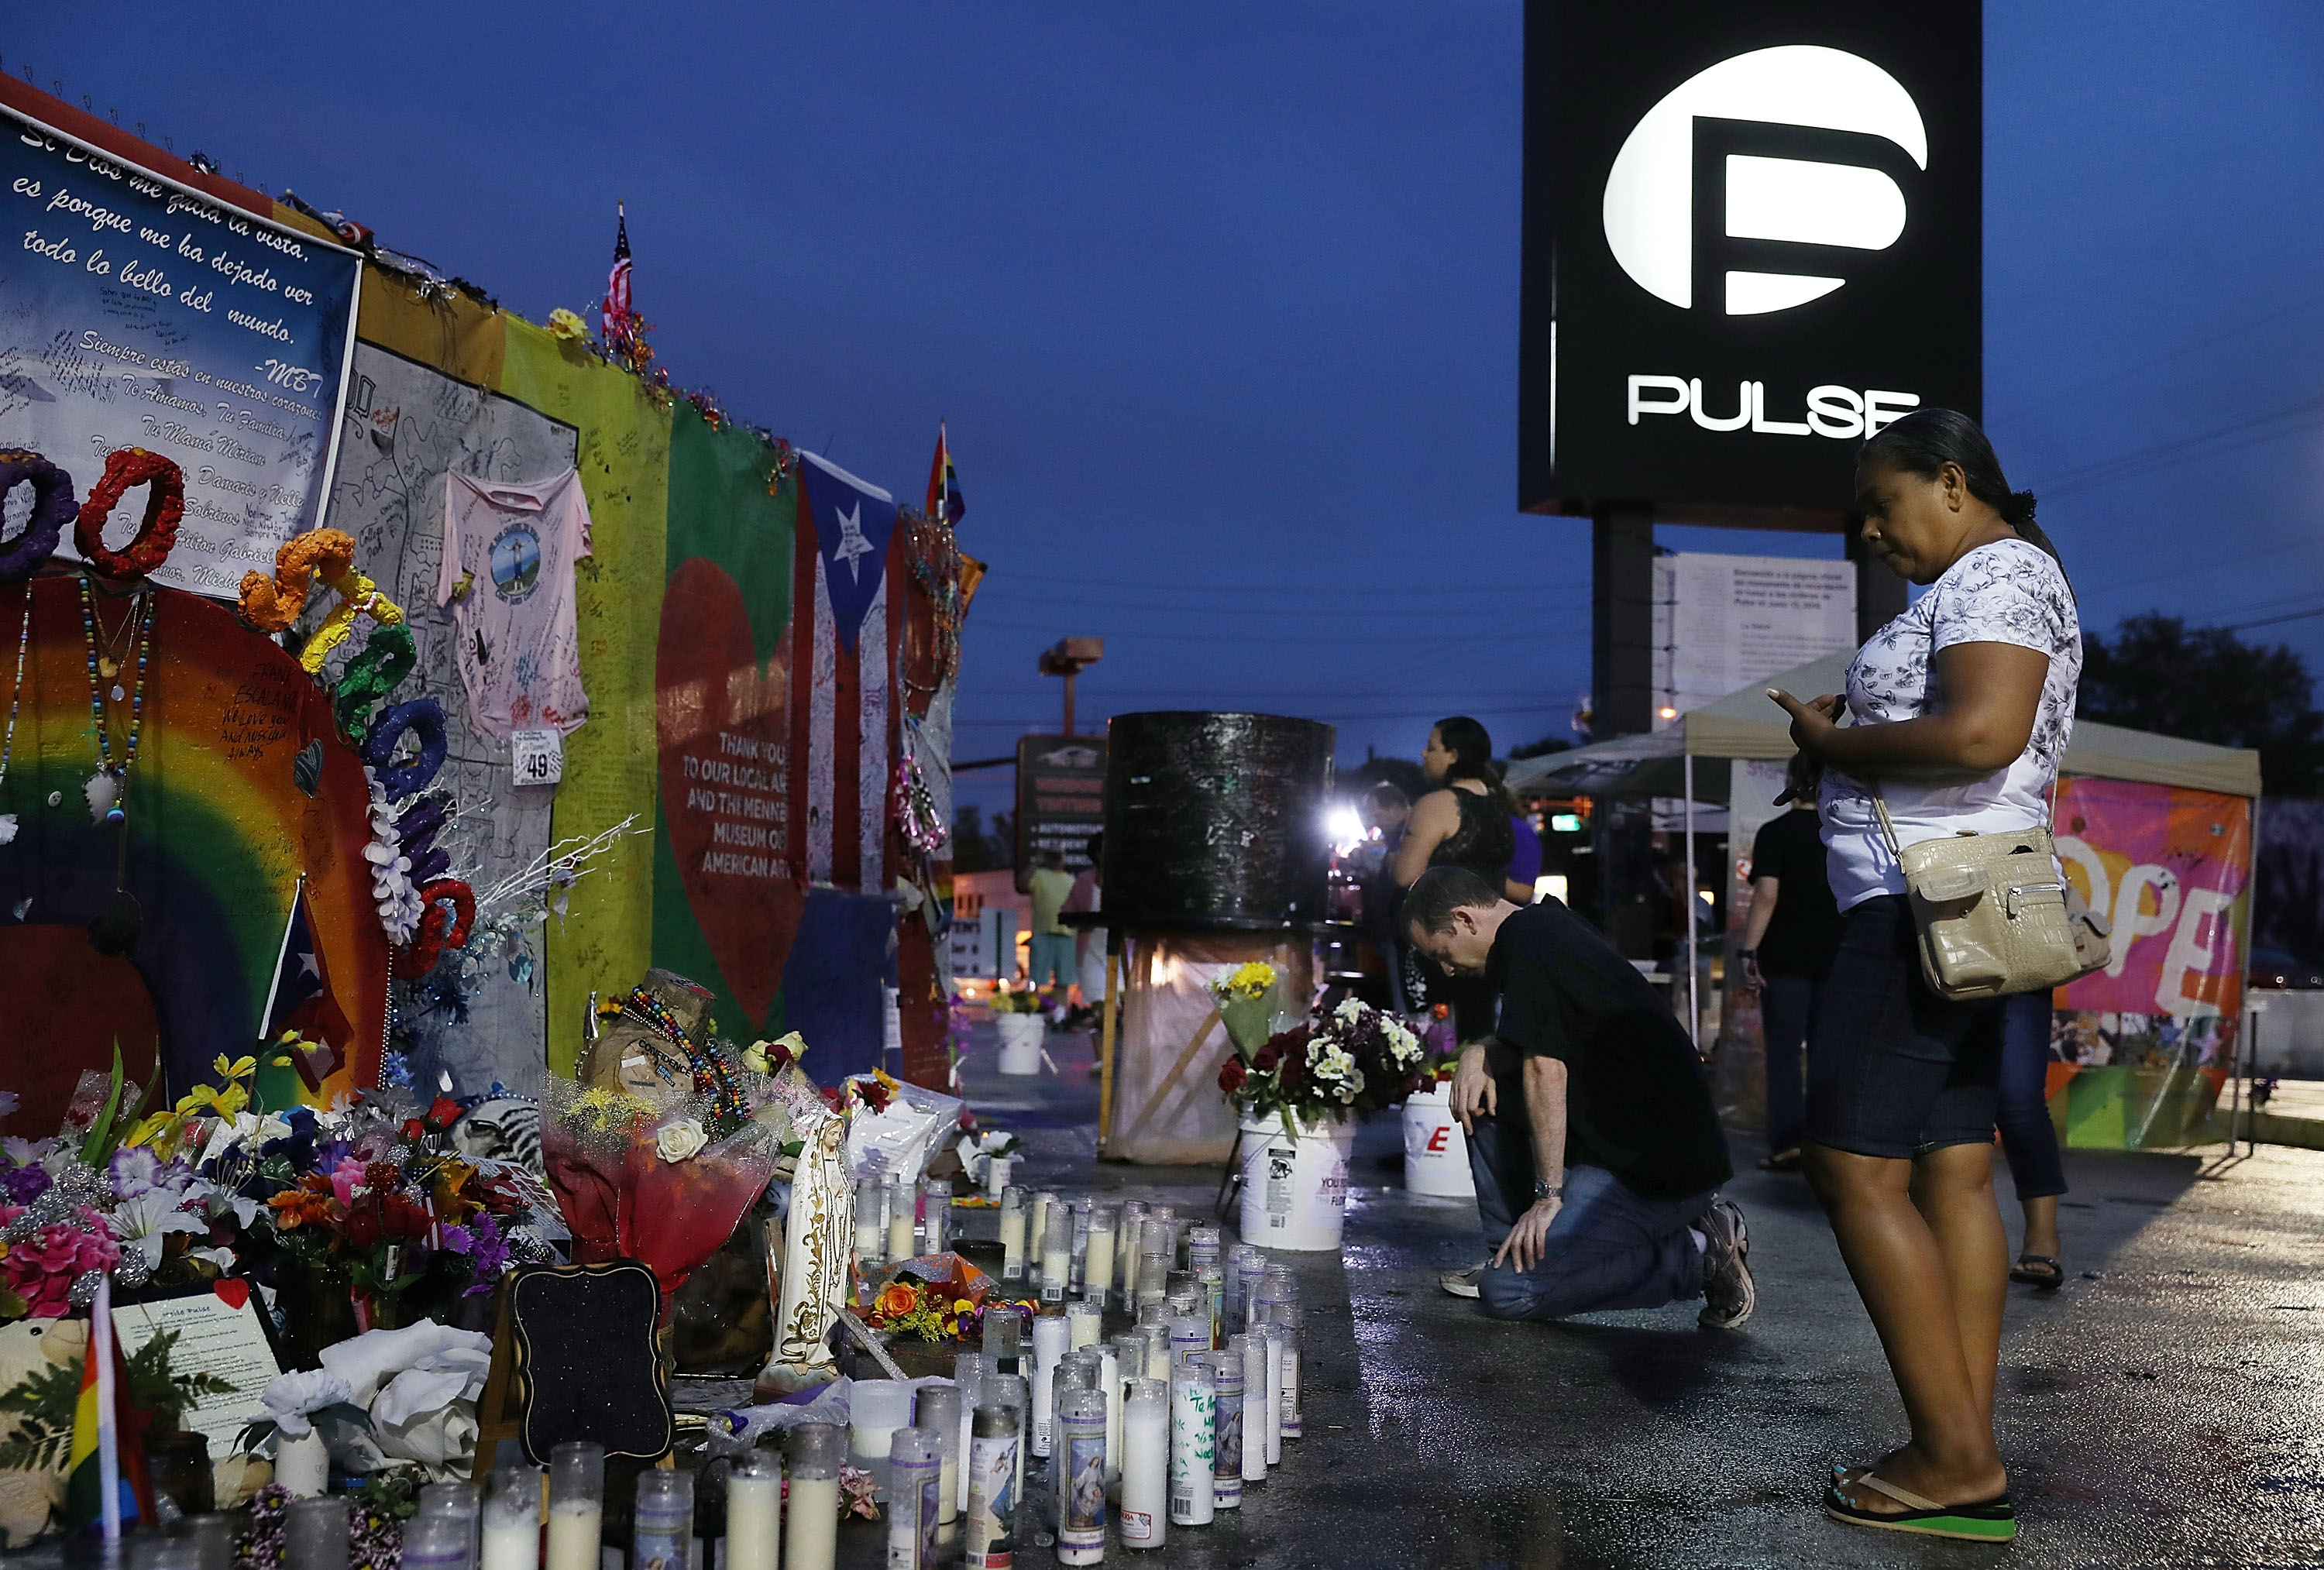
[109,1146,163,1197]
[439,1224,475,1255]
[1,1163,50,1204]
[462,1212,509,1295]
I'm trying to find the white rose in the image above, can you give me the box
[656,1118,708,1163]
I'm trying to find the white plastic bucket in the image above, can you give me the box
[1401,1081,1476,1198]
[996,1012,1045,1075]
[1236,1115,1356,1252]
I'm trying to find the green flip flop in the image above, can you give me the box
[1825,1472,2017,1543]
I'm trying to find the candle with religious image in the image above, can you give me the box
[1199,1350,1243,1509]
[1167,1354,1215,1528]
[1055,1389,1109,1566]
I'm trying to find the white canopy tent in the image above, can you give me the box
[1506,650,2264,1042]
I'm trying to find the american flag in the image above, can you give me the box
[603,202,634,355]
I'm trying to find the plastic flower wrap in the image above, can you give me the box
[538,1081,653,1264]
[1208,960,1292,1053]
[617,1095,783,1324]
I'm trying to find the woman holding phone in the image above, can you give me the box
[1768,408,2078,1544]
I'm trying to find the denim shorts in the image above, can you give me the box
[1804,895,2006,1159]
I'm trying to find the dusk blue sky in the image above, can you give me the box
[17,4,2324,822]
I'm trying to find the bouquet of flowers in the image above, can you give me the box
[1215,996,1428,1133]
[1208,961,1293,1053]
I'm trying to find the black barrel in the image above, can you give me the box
[1101,712,1336,931]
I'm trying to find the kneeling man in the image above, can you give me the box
[1404,865,1755,1328]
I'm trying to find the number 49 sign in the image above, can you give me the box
[511,729,564,787]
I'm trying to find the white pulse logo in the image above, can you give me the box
[1601,45,1927,315]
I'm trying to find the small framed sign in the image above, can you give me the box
[505,1260,671,1465]
[511,729,565,786]
[111,1279,284,1458]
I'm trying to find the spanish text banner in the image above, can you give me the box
[0,108,359,596]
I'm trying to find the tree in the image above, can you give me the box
[1508,734,1575,761]
[951,805,1015,873]
[2079,613,2324,796]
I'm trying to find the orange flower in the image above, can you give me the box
[269,1186,337,1229]
[876,1283,920,1321]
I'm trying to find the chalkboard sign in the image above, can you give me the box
[508,1260,672,1465]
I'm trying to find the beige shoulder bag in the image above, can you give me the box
[1872,793,2111,1002]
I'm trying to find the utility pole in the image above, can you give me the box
[1039,637,1105,735]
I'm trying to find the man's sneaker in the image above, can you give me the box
[1698,1197,1756,1329]
[1439,1263,1486,1299]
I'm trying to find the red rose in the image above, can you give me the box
[1218,1058,1249,1093]
[1251,1046,1279,1073]
[383,1194,433,1239]
[401,1118,426,1142]
[425,1097,462,1132]
[346,1204,383,1249]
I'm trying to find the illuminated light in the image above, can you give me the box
[1326,806,1367,853]
[1724,155,1906,251]
[1600,44,1927,314]
[1550,813,1584,833]
[1658,706,1679,720]
[1534,874,1570,906]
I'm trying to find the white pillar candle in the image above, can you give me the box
[1066,1300,1103,1352]
[849,1379,912,1480]
[954,1354,984,1514]
[998,1187,1027,1285]
[1084,1207,1116,1304]
[1028,1192,1055,1275]
[1039,1208,1072,1308]
[723,1455,779,1570]
[854,1177,885,1269]
[784,1424,844,1570]
[887,1176,916,1264]
[1258,1324,1284,1465]
[482,1466,541,1570]
[545,1442,603,1570]
[1201,1352,1243,1510]
[1119,1378,1168,1551]
[1029,1314,1070,1457]
[913,1385,962,1527]
[1230,1335,1267,1483]
[1095,1345,1121,1483]
[1167,1355,1215,1527]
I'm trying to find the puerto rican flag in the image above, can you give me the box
[257,879,353,1093]
[792,451,902,895]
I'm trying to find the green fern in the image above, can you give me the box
[0,1326,235,1472]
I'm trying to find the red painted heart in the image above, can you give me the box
[655,557,802,1031]
[212,1278,251,1311]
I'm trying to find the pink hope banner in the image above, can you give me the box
[2049,776,2254,1147]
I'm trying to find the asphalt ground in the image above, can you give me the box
[937,1020,2324,1569]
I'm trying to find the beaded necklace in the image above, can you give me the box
[620,986,751,1139]
[0,587,27,846]
[77,576,152,826]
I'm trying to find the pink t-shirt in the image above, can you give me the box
[437,469,594,739]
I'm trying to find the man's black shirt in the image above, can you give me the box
[1749,806,1843,977]
[1487,901,1732,1201]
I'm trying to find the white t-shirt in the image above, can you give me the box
[1820,537,2081,910]
[437,469,594,740]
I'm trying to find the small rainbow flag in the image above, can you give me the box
[64,1296,155,1538]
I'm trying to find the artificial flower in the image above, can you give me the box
[655,1118,708,1163]
[875,1282,919,1321]
[743,1031,807,1074]
[0,1206,121,1317]
[108,1145,164,1197]
[1217,1057,1248,1093]
[260,1369,357,1438]
[108,1189,208,1269]
[545,307,590,342]
[269,1182,338,1230]
[0,1161,50,1205]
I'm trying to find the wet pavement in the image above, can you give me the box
[940,1021,2324,1568]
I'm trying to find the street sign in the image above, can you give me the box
[1015,734,1108,892]
[1519,0,1982,521]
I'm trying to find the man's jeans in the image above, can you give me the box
[1466,1109,1715,1321]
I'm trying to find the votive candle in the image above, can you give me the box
[543,1442,601,1570]
[1167,1354,1215,1528]
[784,1424,842,1570]
[723,1452,779,1570]
[999,1187,1028,1285]
[480,1466,540,1570]
[1119,1378,1168,1551]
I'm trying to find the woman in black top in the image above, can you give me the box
[1394,716,1517,1034]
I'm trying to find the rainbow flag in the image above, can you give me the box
[63,1315,154,1537]
[923,423,964,525]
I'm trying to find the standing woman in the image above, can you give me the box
[1394,717,1518,1033]
[1768,409,2078,1545]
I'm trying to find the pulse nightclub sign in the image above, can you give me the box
[1518,1,1981,519]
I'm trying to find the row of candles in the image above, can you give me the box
[840,1201,1310,1567]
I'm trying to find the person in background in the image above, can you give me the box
[1737,799,1843,1173]
[1406,866,1753,1328]
[1394,717,1518,1039]
[1063,833,1106,1029]
[1768,407,2077,1541]
[1356,783,1413,1008]
[1026,848,1078,997]
[1997,991,2069,1289]
[1505,806,1543,906]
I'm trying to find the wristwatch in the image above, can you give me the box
[1532,1179,1562,1202]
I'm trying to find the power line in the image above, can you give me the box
[2033,387,2324,500]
